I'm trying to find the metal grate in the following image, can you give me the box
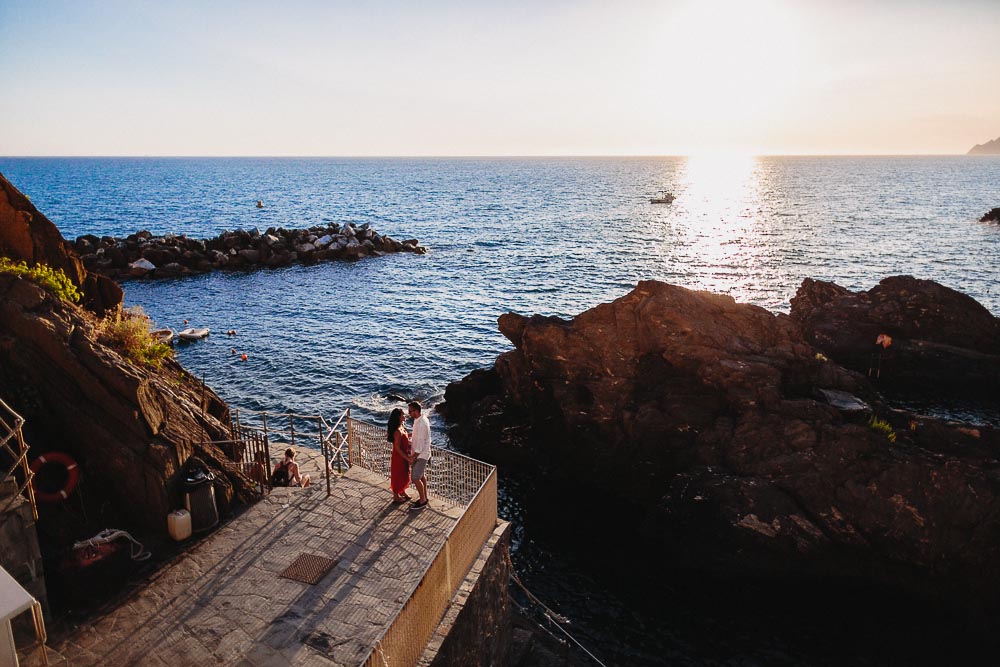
[279,553,339,585]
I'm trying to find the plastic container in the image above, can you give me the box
[167,509,192,541]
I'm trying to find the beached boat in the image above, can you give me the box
[150,328,175,345]
[178,327,210,341]
[650,192,675,204]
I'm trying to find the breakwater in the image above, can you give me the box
[74,223,427,280]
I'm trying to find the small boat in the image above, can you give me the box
[650,192,675,204]
[150,328,175,345]
[178,327,210,341]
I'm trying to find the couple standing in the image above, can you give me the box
[388,401,431,508]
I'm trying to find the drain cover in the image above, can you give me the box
[279,553,339,585]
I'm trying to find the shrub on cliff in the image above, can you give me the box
[0,257,81,303]
[98,306,173,367]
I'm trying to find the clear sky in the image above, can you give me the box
[1,0,998,156]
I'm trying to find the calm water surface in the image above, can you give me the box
[3,156,999,664]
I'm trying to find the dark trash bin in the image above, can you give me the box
[183,468,219,532]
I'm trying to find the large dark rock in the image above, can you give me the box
[790,276,1000,399]
[0,172,122,316]
[445,280,1000,604]
[981,208,1000,223]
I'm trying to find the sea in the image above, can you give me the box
[2,156,999,665]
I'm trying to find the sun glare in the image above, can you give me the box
[648,0,805,151]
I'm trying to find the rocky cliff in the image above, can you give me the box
[789,276,1000,400]
[0,173,254,536]
[968,136,1000,155]
[0,172,122,316]
[444,280,1000,604]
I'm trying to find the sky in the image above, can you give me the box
[1,0,998,156]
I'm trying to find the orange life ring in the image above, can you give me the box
[30,452,80,504]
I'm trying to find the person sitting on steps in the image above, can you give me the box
[272,448,310,487]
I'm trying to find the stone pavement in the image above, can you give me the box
[49,451,462,666]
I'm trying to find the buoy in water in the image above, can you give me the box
[230,348,236,355]
[241,353,248,361]
[256,200,264,209]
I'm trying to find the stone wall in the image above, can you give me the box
[420,521,512,667]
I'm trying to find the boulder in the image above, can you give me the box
[128,258,156,277]
[444,280,1000,603]
[981,208,1000,223]
[789,276,1000,399]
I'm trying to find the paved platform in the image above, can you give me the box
[49,452,462,667]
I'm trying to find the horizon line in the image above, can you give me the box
[0,152,988,159]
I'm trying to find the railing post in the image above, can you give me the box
[289,415,295,448]
[320,417,330,497]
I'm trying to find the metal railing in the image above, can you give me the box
[345,417,495,507]
[0,397,37,520]
[231,407,350,497]
[349,416,498,666]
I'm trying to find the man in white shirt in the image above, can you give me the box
[408,401,431,508]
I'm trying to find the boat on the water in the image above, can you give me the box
[650,192,675,204]
[150,328,175,345]
[178,327,210,341]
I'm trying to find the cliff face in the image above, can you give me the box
[0,273,254,532]
[444,280,1000,601]
[790,276,1000,399]
[0,172,122,316]
[968,136,1000,155]
[0,172,254,535]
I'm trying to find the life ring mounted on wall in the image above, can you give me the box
[30,452,81,504]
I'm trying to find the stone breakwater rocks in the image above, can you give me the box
[75,223,428,281]
[981,207,1000,223]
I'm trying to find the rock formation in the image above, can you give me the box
[0,272,255,533]
[981,208,1000,223]
[444,280,1000,604]
[789,276,1000,400]
[76,224,427,281]
[0,174,255,537]
[0,172,122,316]
[968,136,1000,155]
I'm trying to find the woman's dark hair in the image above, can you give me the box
[387,408,404,442]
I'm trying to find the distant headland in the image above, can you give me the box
[968,136,1000,155]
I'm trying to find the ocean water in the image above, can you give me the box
[3,156,1000,664]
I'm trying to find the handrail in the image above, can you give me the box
[0,397,37,520]
[231,406,351,497]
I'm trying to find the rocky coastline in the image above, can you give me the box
[1,172,256,542]
[76,223,428,281]
[443,278,1000,615]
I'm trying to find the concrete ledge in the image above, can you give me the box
[419,520,512,667]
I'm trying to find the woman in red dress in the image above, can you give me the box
[387,407,412,503]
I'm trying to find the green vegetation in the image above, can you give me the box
[868,415,897,444]
[0,258,81,303]
[99,306,173,368]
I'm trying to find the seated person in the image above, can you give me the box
[272,448,311,487]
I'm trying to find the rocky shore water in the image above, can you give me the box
[75,223,428,281]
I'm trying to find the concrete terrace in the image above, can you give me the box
[49,451,467,667]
